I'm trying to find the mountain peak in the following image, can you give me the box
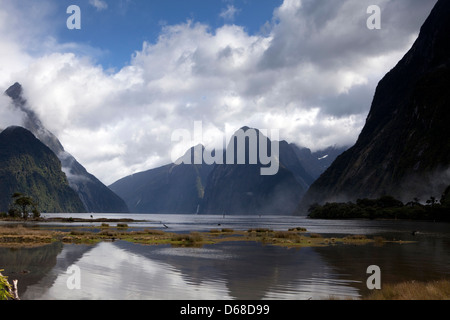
[1,125,37,140]
[5,82,23,101]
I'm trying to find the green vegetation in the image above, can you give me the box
[288,227,307,232]
[8,193,40,220]
[308,192,450,221]
[0,127,86,213]
[364,279,450,300]
[0,270,13,300]
[171,232,206,247]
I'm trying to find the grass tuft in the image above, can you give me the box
[365,279,450,300]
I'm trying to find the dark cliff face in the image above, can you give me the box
[0,126,86,213]
[109,146,213,214]
[299,0,450,213]
[199,128,305,215]
[4,83,129,213]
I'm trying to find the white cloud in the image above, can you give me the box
[220,5,240,21]
[89,0,108,11]
[0,0,438,185]
[0,95,25,130]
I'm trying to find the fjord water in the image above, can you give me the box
[1,214,449,300]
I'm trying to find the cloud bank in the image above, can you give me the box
[0,0,437,185]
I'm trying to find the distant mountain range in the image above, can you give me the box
[4,83,129,213]
[0,126,86,213]
[299,0,450,213]
[110,127,346,215]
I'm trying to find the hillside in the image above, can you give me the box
[0,126,86,213]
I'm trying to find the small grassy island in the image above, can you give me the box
[0,217,413,248]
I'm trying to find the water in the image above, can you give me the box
[1,214,449,300]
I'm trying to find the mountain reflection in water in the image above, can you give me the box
[0,215,448,300]
[15,241,358,300]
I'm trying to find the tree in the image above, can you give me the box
[426,196,439,208]
[11,193,40,220]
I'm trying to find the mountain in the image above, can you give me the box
[0,126,86,213]
[109,146,213,214]
[111,128,312,215]
[289,144,349,180]
[4,83,129,213]
[199,127,305,215]
[299,0,450,213]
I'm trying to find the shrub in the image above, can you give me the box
[7,208,20,218]
[288,227,307,232]
[0,271,13,300]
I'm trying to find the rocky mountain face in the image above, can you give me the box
[0,126,86,213]
[289,144,349,180]
[4,83,129,213]
[299,0,450,213]
[111,128,319,215]
[109,146,213,214]
[198,128,306,215]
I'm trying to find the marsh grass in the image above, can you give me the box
[248,228,272,233]
[171,232,204,245]
[0,224,411,249]
[273,231,301,240]
[0,226,58,246]
[365,280,450,300]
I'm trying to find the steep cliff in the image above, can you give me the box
[300,0,450,213]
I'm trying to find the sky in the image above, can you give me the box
[0,0,438,185]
